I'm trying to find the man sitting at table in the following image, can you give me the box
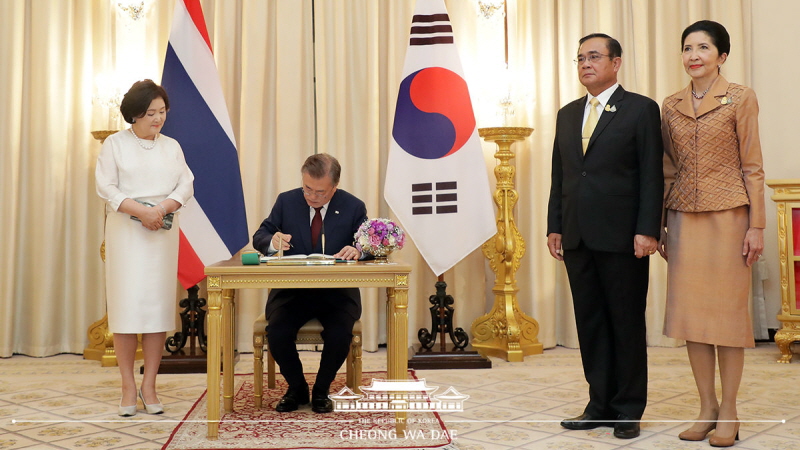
[252,153,367,413]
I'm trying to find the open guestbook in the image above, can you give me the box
[261,253,336,265]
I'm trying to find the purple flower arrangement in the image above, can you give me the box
[354,218,405,257]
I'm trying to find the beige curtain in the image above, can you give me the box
[0,1,112,356]
[0,0,757,356]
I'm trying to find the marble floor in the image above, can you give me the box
[2,343,800,449]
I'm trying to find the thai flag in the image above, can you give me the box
[160,0,248,288]
[384,0,495,276]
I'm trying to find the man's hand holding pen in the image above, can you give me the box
[272,232,293,251]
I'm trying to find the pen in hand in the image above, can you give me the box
[275,229,293,249]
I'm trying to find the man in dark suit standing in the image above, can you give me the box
[252,153,367,414]
[546,34,663,439]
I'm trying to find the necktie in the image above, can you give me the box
[582,97,600,154]
[311,207,323,249]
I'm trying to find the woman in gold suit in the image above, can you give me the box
[659,20,765,447]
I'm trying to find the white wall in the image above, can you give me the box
[751,0,800,328]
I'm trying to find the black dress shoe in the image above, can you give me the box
[311,387,333,414]
[275,385,309,413]
[613,414,641,439]
[560,413,612,430]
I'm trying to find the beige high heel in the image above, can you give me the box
[678,421,716,441]
[709,419,739,447]
[118,400,137,417]
[138,388,164,414]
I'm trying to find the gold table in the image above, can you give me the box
[204,259,412,439]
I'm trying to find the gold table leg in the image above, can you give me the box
[387,281,409,433]
[223,289,236,411]
[206,278,222,440]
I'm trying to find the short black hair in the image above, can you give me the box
[681,20,730,56]
[119,79,170,124]
[302,153,341,185]
[578,33,623,59]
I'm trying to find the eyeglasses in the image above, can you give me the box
[574,53,610,65]
[301,186,331,199]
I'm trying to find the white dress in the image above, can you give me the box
[95,129,194,334]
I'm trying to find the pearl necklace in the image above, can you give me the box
[691,76,718,100]
[691,85,711,99]
[129,127,159,150]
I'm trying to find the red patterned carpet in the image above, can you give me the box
[162,371,455,450]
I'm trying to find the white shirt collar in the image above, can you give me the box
[587,83,620,109]
[309,202,330,220]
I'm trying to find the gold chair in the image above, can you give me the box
[253,314,363,408]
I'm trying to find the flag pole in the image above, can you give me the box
[390,0,496,368]
[408,273,492,370]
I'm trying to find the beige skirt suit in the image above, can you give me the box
[661,76,765,348]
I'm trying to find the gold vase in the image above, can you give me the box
[367,247,395,264]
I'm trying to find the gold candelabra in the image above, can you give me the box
[90,130,118,142]
[83,130,143,366]
[471,127,543,362]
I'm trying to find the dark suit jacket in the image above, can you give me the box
[547,86,664,253]
[252,188,368,320]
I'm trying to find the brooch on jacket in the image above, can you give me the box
[604,104,617,112]
[719,96,731,105]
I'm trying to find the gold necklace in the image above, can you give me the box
[129,127,159,150]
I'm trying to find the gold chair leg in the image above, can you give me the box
[267,346,276,389]
[253,333,264,408]
[346,341,354,389]
[348,333,362,394]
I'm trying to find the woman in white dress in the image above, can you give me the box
[95,80,194,417]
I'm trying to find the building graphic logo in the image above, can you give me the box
[329,379,469,412]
